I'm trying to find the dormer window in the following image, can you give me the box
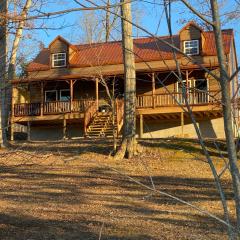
[52,53,66,67]
[183,40,199,55]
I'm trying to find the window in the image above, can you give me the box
[194,79,208,103]
[60,89,70,101]
[45,90,57,102]
[195,79,208,91]
[52,53,66,67]
[183,40,199,55]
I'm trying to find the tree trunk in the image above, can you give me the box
[8,0,32,79]
[210,0,240,235]
[6,0,32,141]
[115,0,136,159]
[0,0,7,146]
[105,0,111,42]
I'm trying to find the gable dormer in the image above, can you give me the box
[179,21,204,56]
[49,36,70,68]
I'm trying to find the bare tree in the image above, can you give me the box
[0,0,7,146]
[115,0,136,159]
[210,0,240,235]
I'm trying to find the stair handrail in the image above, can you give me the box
[116,99,124,135]
[84,100,98,135]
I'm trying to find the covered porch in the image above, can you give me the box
[11,69,223,140]
[12,69,221,117]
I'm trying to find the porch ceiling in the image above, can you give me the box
[137,104,222,115]
[140,109,223,121]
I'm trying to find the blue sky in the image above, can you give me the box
[23,0,240,61]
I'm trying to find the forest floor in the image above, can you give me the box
[0,138,237,240]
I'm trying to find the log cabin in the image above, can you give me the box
[10,21,239,140]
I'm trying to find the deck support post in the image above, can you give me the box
[40,81,44,116]
[63,116,67,140]
[70,79,73,112]
[139,114,143,138]
[181,112,184,137]
[10,119,14,141]
[95,78,99,110]
[27,121,31,141]
[152,72,155,108]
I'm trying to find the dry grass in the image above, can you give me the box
[0,138,236,240]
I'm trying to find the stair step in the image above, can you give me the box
[88,126,105,129]
[86,111,118,138]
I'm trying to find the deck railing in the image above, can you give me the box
[14,100,93,117]
[136,91,221,108]
[13,91,221,117]
[84,101,98,134]
[43,101,71,114]
[14,103,41,117]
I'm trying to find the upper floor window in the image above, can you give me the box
[52,53,66,67]
[183,40,199,55]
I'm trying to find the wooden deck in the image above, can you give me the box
[13,91,221,122]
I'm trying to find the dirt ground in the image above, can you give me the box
[0,138,236,240]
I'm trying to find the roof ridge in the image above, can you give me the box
[70,29,233,48]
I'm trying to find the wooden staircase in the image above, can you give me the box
[85,112,116,138]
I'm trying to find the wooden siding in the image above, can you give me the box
[30,83,41,102]
[50,39,68,53]
[180,25,201,41]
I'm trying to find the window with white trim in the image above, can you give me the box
[60,89,70,101]
[52,53,66,67]
[45,90,57,102]
[183,40,199,55]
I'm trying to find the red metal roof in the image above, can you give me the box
[27,29,233,72]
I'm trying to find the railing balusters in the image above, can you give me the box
[14,91,222,117]
[136,90,221,108]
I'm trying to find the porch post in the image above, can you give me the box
[10,120,14,141]
[139,114,143,138]
[152,72,155,108]
[181,112,184,137]
[70,79,73,112]
[95,78,99,110]
[40,81,44,116]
